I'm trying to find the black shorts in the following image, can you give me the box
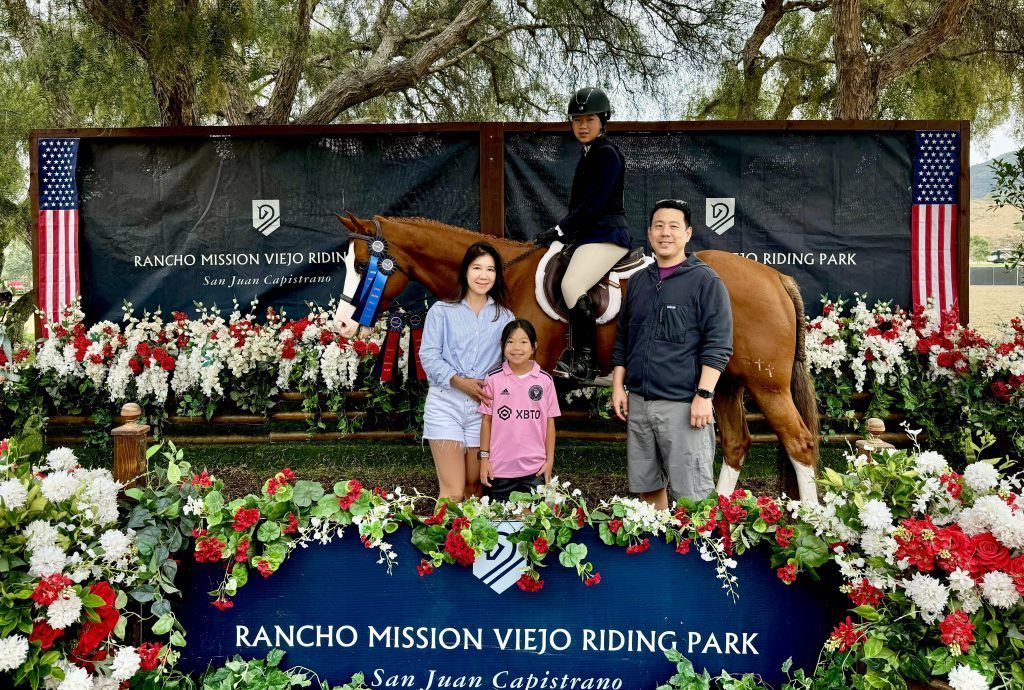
[487,474,544,503]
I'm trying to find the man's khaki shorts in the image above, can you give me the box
[626,392,716,501]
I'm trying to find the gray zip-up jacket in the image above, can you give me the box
[611,254,733,402]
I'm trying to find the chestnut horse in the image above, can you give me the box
[336,214,820,503]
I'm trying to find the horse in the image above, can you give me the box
[335,214,820,504]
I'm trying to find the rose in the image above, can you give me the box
[29,620,65,650]
[967,533,1011,577]
[72,582,119,656]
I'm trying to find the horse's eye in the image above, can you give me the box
[355,262,368,272]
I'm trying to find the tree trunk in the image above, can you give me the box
[832,0,877,118]
[151,70,199,127]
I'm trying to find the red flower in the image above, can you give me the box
[939,610,975,653]
[533,537,549,554]
[191,527,208,539]
[128,358,143,375]
[283,513,299,535]
[575,507,586,527]
[675,538,692,555]
[777,563,797,583]
[863,348,875,362]
[320,330,334,346]
[73,582,119,657]
[281,342,296,360]
[829,616,865,652]
[608,519,623,534]
[417,560,435,576]
[138,642,163,671]
[367,343,380,356]
[256,560,274,577]
[136,342,151,358]
[337,480,363,510]
[195,537,227,563]
[775,526,794,548]
[756,496,782,525]
[190,470,212,487]
[848,578,884,606]
[823,304,834,315]
[967,533,1011,577]
[991,381,1011,403]
[424,503,448,525]
[232,507,260,532]
[916,339,932,354]
[29,620,65,650]
[940,472,963,500]
[1006,556,1024,596]
[444,529,476,566]
[626,538,650,555]
[585,573,602,586]
[353,340,368,356]
[160,356,175,371]
[516,573,544,592]
[13,348,30,363]
[280,468,296,482]
[211,597,234,610]
[451,516,470,531]
[234,538,250,563]
[32,573,73,606]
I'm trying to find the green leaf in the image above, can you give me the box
[558,542,588,568]
[852,605,879,621]
[166,461,182,485]
[257,521,282,543]
[152,614,174,635]
[292,480,324,508]
[203,491,224,515]
[82,594,107,609]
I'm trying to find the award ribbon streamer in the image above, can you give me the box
[406,311,427,381]
[353,238,394,326]
[374,312,405,383]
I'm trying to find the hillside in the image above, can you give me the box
[971,150,1020,199]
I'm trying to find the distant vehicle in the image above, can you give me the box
[986,248,1014,264]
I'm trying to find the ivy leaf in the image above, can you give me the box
[558,542,588,568]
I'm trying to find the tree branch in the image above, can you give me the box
[296,0,489,124]
[876,0,976,88]
[261,0,320,123]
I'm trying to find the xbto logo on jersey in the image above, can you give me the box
[497,405,512,421]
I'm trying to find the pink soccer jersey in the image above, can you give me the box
[478,361,561,478]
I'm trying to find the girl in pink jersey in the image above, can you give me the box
[477,319,561,502]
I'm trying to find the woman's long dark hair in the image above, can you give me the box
[446,242,510,321]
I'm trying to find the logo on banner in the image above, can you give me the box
[705,198,735,235]
[252,200,281,236]
[472,522,528,593]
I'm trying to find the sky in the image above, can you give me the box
[970,116,1022,165]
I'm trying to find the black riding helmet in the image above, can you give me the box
[566,87,611,127]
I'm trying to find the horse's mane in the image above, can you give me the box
[385,216,533,249]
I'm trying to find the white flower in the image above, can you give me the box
[948,568,975,593]
[47,589,83,629]
[29,544,67,577]
[859,499,893,530]
[963,462,999,493]
[45,447,79,473]
[110,647,141,681]
[41,471,82,503]
[24,520,60,550]
[913,450,948,476]
[948,665,989,690]
[183,496,204,516]
[0,478,28,510]
[56,663,92,690]
[991,509,1024,550]
[902,572,948,615]
[980,571,1021,609]
[958,587,983,614]
[91,677,121,690]
[99,529,133,564]
[860,529,898,560]
[0,634,29,672]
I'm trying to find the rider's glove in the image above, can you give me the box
[533,227,562,246]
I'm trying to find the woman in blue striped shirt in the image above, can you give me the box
[419,242,515,501]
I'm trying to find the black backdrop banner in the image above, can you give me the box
[70,128,920,321]
[77,133,479,322]
[505,131,915,315]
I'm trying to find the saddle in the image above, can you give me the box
[535,242,650,324]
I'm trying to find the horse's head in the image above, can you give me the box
[332,212,411,338]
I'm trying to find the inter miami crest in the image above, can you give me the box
[528,385,543,401]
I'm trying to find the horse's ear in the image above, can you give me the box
[335,212,363,235]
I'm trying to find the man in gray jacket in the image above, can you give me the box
[611,200,733,507]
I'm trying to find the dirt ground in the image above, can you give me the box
[969,285,1024,337]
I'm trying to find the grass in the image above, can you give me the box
[72,439,852,499]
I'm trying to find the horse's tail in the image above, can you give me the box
[777,275,819,499]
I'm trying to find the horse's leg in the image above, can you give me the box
[714,382,750,496]
[746,383,819,504]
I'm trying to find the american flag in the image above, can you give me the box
[911,130,960,317]
[36,138,81,334]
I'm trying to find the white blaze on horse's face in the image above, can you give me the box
[648,208,692,266]
[466,254,496,298]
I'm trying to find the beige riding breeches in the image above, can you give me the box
[560,242,630,307]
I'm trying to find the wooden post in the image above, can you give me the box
[112,403,149,486]
[855,417,896,461]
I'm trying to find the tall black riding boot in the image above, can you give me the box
[555,294,597,381]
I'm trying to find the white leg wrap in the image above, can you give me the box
[716,463,741,496]
[790,458,819,505]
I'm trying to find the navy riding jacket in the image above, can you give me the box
[558,135,631,249]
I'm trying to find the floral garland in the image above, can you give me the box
[0,439,182,690]
[2,439,1024,690]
